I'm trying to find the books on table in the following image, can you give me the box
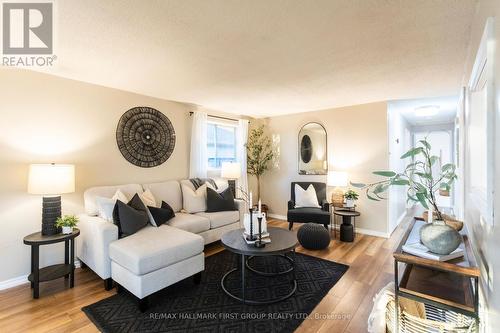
[402,241,464,261]
[402,219,464,262]
[243,231,269,238]
[242,231,271,245]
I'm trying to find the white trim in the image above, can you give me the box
[268,213,287,220]
[356,227,390,238]
[0,259,81,291]
[0,275,29,291]
[466,17,495,226]
[268,213,390,238]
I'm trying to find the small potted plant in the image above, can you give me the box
[344,189,359,208]
[56,215,79,234]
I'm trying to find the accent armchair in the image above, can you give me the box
[287,182,331,230]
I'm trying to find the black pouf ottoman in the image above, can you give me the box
[297,223,331,250]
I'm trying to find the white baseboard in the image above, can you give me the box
[268,213,287,220]
[267,214,389,238]
[0,275,29,291]
[0,259,81,291]
[355,227,389,238]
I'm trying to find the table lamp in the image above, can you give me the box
[221,162,241,198]
[327,171,348,208]
[28,164,75,235]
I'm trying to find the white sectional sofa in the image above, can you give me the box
[77,179,244,310]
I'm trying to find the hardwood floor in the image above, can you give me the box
[0,217,411,332]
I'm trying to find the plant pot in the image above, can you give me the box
[345,199,355,208]
[419,221,461,255]
[62,226,73,234]
[422,211,464,231]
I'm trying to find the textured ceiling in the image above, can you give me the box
[37,0,476,117]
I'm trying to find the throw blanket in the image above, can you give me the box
[190,178,218,190]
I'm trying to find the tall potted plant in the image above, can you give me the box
[247,125,274,209]
[351,138,462,255]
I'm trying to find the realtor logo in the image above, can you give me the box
[2,2,53,54]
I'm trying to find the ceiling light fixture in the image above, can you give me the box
[415,105,440,117]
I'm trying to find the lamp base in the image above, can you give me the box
[42,196,62,235]
[331,188,345,208]
[228,179,236,198]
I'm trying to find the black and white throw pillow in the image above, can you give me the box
[112,193,149,238]
[147,201,175,227]
[190,177,218,190]
[206,187,236,212]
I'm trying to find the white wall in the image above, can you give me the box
[0,69,196,285]
[413,125,455,209]
[387,103,412,235]
[255,102,389,237]
[461,1,500,330]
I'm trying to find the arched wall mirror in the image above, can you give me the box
[298,122,328,175]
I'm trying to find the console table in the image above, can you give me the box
[393,218,479,331]
[23,229,80,299]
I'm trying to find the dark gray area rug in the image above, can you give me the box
[82,250,348,333]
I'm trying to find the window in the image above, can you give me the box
[207,121,237,169]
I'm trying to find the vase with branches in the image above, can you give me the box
[351,138,458,222]
[351,138,462,254]
[246,125,274,200]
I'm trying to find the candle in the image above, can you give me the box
[249,191,253,208]
[258,199,262,214]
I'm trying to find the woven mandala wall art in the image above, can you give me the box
[116,107,176,168]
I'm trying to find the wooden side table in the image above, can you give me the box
[393,218,479,331]
[23,229,80,299]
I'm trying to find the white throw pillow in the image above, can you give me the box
[181,184,207,213]
[294,184,321,208]
[96,189,129,221]
[139,189,157,208]
[213,178,229,192]
[206,181,227,193]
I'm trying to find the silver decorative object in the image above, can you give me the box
[420,221,461,255]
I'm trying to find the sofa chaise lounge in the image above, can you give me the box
[77,179,244,310]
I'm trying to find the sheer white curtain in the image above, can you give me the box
[189,111,208,178]
[236,119,249,198]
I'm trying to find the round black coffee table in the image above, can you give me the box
[220,227,298,305]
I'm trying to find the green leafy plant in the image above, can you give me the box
[344,189,359,201]
[351,138,457,221]
[55,215,79,228]
[247,125,274,200]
